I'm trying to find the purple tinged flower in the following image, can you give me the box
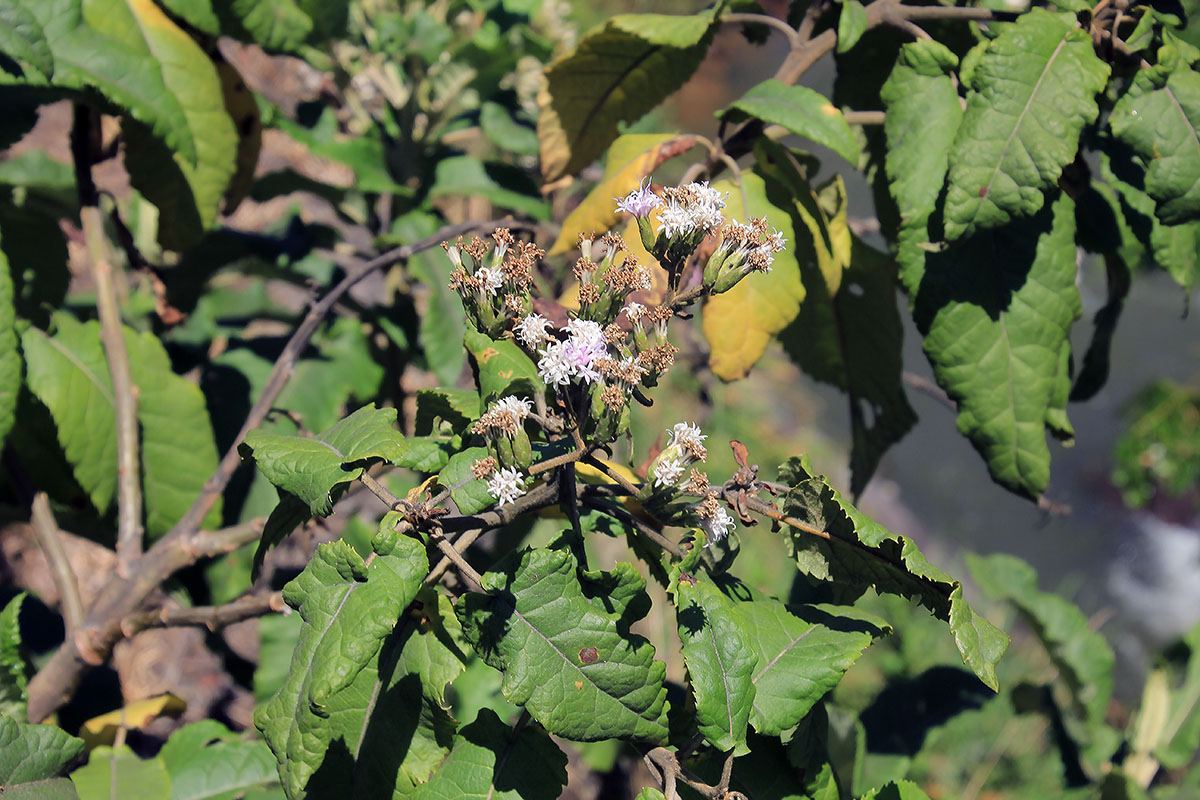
[615,179,662,218]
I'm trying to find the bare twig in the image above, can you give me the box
[73,106,143,575]
[843,110,887,125]
[428,528,486,593]
[721,12,803,48]
[902,371,956,411]
[426,528,486,585]
[580,496,684,560]
[120,592,285,638]
[28,494,83,633]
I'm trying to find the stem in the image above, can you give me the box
[73,106,143,575]
[580,496,684,559]
[429,528,486,593]
[120,592,284,637]
[426,528,486,585]
[721,12,803,48]
[28,493,83,633]
[734,492,832,542]
[843,110,887,125]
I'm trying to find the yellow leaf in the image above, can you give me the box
[216,56,262,215]
[703,173,804,381]
[79,694,187,750]
[548,133,697,255]
[808,175,852,295]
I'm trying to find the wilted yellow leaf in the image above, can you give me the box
[548,133,697,255]
[80,693,187,750]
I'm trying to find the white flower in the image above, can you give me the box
[538,342,573,386]
[475,266,504,295]
[565,318,605,349]
[492,396,532,422]
[656,203,695,239]
[514,313,551,348]
[623,302,646,323]
[653,457,685,488]
[667,422,707,453]
[615,179,662,217]
[486,466,527,507]
[702,506,735,546]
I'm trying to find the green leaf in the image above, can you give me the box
[1112,380,1200,508]
[635,790,667,800]
[159,720,280,800]
[779,455,1009,690]
[880,39,962,295]
[480,101,539,156]
[429,157,549,220]
[156,0,220,35]
[942,8,1109,240]
[254,536,431,798]
[412,708,567,800]
[124,326,222,537]
[241,404,406,516]
[463,327,544,402]
[458,549,670,743]
[395,211,466,387]
[438,447,498,515]
[782,234,917,496]
[0,715,83,787]
[701,169,804,380]
[0,228,18,451]
[718,79,860,166]
[731,598,888,736]
[859,780,933,800]
[1154,622,1200,769]
[395,437,456,473]
[837,0,868,53]
[0,594,30,718]
[87,0,238,250]
[967,552,1114,732]
[20,316,117,513]
[538,11,718,181]
[221,0,313,52]
[20,313,219,533]
[0,0,53,78]
[71,747,169,800]
[674,576,757,753]
[414,388,480,436]
[1110,51,1200,225]
[913,193,1081,499]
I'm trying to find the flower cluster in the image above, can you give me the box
[485,465,526,507]
[649,422,708,489]
[447,229,544,338]
[702,217,788,293]
[473,396,534,471]
[573,232,652,323]
[695,492,736,546]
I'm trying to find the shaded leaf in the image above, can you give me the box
[548,133,696,255]
[943,9,1109,240]
[780,455,1009,690]
[837,0,868,53]
[458,549,670,743]
[396,211,467,386]
[0,228,18,450]
[241,404,406,516]
[412,708,567,800]
[480,101,539,156]
[79,694,186,749]
[1112,380,1200,508]
[967,552,1114,733]
[221,0,313,52]
[429,157,549,220]
[783,233,917,496]
[414,388,480,436]
[254,536,430,798]
[1110,45,1200,225]
[538,11,717,182]
[913,193,1081,499]
[860,780,933,800]
[732,598,888,736]
[674,575,756,753]
[0,594,29,718]
[702,169,803,380]
[718,79,860,166]
[94,0,238,249]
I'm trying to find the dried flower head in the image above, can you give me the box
[471,455,499,480]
